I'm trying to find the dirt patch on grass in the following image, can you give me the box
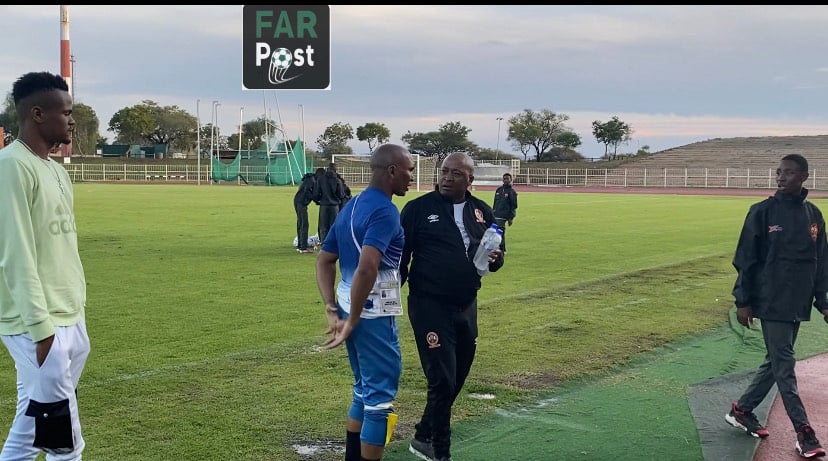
[499,371,562,390]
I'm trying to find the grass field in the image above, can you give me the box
[0,183,815,460]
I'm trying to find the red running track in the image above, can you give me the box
[753,353,828,461]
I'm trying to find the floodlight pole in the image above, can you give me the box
[210,100,218,161]
[210,100,218,185]
[238,106,244,156]
[299,104,306,173]
[496,117,503,161]
[214,102,221,156]
[299,104,305,146]
[196,99,201,185]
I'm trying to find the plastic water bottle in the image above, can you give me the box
[473,224,503,276]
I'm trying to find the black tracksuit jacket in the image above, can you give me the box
[493,184,518,221]
[293,173,316,207]
[314,172,343,206]
[400,190,504,305]
[732,188,828,321]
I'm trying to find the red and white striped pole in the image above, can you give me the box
[58,5,74,157]
[60,5,71,97]
[59,5,72,157]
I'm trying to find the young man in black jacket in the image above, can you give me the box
[726,153,828,458]
[492,172,518,253]
[400,152,504,461]
[294,172,316,253]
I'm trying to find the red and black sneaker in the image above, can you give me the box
[796,424,826,458]
[725,402,769,438]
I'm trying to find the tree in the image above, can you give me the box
[108,100,197,153]
[557,131,582,150]
[469,146,519,162]
[401,121,476,181]
[401,121,475,161]
[227,116,277,154]
[592,116,633,160]
[506,109,579,161]
[635,145,651,157]
[356,122,390,153]
[108,104,155,144]
[539,131,585,162]
[197,124,215,158]
[316,122,354,158]
[71,103,99,156]
[0,93,17,145]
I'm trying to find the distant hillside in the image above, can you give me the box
[622,135,828,170]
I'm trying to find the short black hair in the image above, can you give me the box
[503,173,512,179]
[12,71,69,105]
[782,154,809,172]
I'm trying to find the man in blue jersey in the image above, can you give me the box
[0,71,91,460]
[316,143,415,461]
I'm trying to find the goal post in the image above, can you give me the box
[332,153,431,192]
[332,155,521,191]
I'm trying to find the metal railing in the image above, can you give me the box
[58,164,827,190]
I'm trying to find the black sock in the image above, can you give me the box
[360,457,381,461]
[345,431,361,461]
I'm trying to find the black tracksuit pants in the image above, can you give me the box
[738,319,810,431]
[408,292,478,458]
[317,204,338,244]
[295,201,309,249]
[494,217,509,252]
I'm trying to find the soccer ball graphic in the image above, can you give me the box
[271,48,293,70]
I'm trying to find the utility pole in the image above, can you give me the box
[496,117,504,160]
[70,54,76,100]
[238,106,244,156]
[196,99,201,185]
[299,104,305,146]
[210,100,219,160]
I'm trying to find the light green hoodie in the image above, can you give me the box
[0,140,86,342]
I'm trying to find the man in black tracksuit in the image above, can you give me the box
[492,172,518,252]
[315,164,344,245]
[726,153,828,458]
[293,172,316,253]
[400,152,504,461]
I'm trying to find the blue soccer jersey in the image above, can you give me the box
[322,186,404,318]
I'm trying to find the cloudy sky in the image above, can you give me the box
[2,5,828,158]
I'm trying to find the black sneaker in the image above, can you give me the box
[725,402,769,438]
[796,424,826,458]
[409,437,435,461]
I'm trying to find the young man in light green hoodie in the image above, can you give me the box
[0,71,90,460]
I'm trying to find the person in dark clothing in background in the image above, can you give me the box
[294,171,317,253]
[338,172,353,211]
[400,152,504,461]
[725,153,828,459]
[315,164,344,244]
[312,167,325,205]
[492,172,518,253]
